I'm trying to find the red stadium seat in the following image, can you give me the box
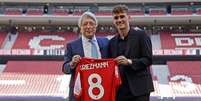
[196,8,201,15]
[128,9,144,15]
[171,8,193,15]
[95,12,112,16]
[12,32,78,49]
[149,8,166,15]
[4,61,64,74]
[0,73,68,97]
[168,61,201,97]
[5,8,23,15]
[26,8,43,15]
[160,32,201,49]
[167,61,201,75]
[0,32,7,48]
[52,9,69,15]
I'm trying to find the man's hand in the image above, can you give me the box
[70,55,81,69]
[114,55,131,65]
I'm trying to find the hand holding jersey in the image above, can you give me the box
[114,55,132,65]
[70,55,81,69]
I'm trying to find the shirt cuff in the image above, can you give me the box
[127,59,132,64]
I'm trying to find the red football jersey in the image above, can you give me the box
[74,58,121,101]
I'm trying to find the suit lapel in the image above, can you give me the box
[125,29,135,56]
[97,38,104,58]
[78,38,85,57]
[113,36,119,57]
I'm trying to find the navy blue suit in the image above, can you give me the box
[62,37,109,101]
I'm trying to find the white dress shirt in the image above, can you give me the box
[81,35,101,59]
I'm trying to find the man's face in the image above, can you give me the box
[80,16,97,39]
[112,12,130,31]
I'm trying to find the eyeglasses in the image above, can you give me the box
[82,21,96,27]
[113,15,126,20]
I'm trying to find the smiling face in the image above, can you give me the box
[112,5,130,36]
[112,12,130,31]
[80,15,97,39]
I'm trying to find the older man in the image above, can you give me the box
[62,11,109,101]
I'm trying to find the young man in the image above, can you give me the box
[62,11,108,101]
[108,5,154,101]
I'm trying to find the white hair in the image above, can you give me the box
[78,11,98,28]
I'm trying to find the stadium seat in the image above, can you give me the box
[0,32,7,48]
[12,32,78,49]
[4,61,64,74]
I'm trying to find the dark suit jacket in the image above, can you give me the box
[108,28,154,96]
[62,37,108,101]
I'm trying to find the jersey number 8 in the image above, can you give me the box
[88,73,104,100]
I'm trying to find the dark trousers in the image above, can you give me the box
[68,87,76,101]
[116,83,150,101]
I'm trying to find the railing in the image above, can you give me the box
[0,49,199,56]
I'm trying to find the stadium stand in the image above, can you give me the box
[95,11,112,16]
[95,6,112,16]
[0,72,69,101]
[96,32,115,37]
[4,8,23,15]
[160,32,175,49]
[0,64,6,73]
[151,65,173,99]
[149,7,166,15]
[4,61,63,74]
[160,32,201,49]
[0,1,201,101]
[196,8,201,15]
[150,65,161,97]
[167,61,201,100]
[150,80,161,101]
[0,32,7,48]
[128,8,144,15]
[12,32,78,49]
[151,34,161,49]
[26,8,43,15]
[171,6,193,15]
[73,6,89,16]
[167,61,201,75]
[52,8,69,15]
